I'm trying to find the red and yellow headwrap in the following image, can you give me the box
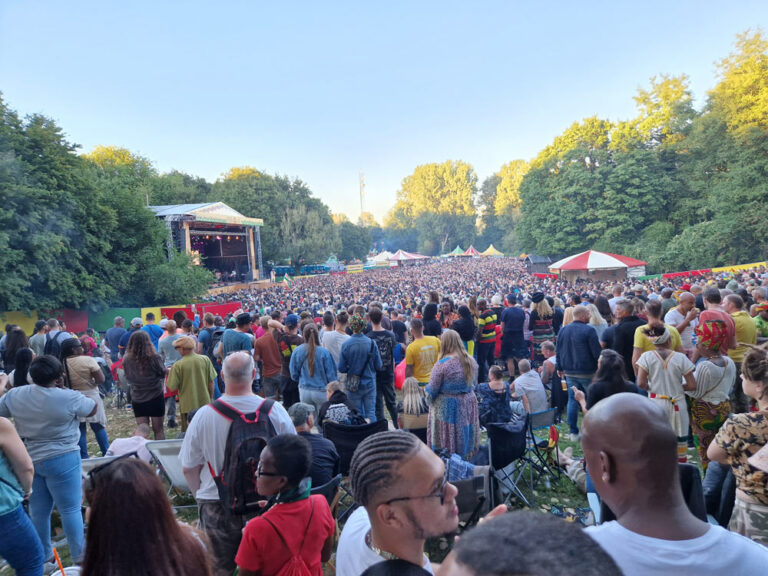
[695,320,728,350]
[755,302,768,313]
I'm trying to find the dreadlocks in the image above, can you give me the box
[349,431,421,508]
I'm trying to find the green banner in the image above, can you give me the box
[636,274,662,281]
[89,307,141,332]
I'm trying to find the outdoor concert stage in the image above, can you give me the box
[151,202,264,282]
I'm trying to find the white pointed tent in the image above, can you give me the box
[549,250,647,281]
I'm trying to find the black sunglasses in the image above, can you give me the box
[383,465,449,506]
[256,461,282,478]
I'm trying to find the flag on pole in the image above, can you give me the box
[283,273,293,289]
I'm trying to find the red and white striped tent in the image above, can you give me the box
[463,245,481,257]
[549,250,647,281]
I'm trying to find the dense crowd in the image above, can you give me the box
[1,257,768,575]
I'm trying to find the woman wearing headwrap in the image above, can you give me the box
[686,320,736,470]
[635,325,697,462]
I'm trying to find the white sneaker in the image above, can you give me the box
[569,433,581,442]
[43,560,59,575]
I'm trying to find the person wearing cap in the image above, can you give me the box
[218,312,255,361]
[118,317,143,358]
[166,336,217,432]
[288,402,339,488]
[635,325,697,462]
[278,313,304,409]
[753,301,768,343]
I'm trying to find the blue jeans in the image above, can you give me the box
[299,387,327,420]
[79,421,109,458]
[0,504,44,575]
[30,450,85,563]
[566,375,592,435]
[348,383,377,421]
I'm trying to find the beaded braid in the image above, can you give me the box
[349,431,421,507]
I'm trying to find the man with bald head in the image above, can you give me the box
[181,352,295,576]
[583,393,768,575]
[664,291,699,355]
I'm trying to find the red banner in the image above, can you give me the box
[533,273,558,279]
[661,269,711,279]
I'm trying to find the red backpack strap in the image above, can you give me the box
[209,399,242,421]
[262,498,315,557]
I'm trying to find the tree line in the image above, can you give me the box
[384,30,768,271]
[0,103,375,310]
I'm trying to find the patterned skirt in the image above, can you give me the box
[428,391,480,460]
[690,398,731,470]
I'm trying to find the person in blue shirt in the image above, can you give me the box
[141,312,165,351]
[338,314,382,421]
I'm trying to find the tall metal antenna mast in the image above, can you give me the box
[359,172,366,216]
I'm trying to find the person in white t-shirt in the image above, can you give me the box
[106,423,152,462]
[582,393,768,576]
[180,351,294,576]
[664,291,699,353]
[320,310,350,372]
[337,430,503,576]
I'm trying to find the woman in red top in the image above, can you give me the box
[236,434,335,576]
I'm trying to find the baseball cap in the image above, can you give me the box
[130,317,143,327]
[284,314,299,327]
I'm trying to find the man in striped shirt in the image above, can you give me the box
[476,299,497,384]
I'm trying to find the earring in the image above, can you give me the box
[602,473,609,483]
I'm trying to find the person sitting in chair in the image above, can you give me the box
[509,360,548,416]
[288,402,340,488]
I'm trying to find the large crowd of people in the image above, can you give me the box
[1,256,768,574]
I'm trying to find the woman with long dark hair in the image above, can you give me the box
[290,323,338,418]
[235,435,334,576]
[3,328,28,374]
[61,338,108,458]
[573,349,641,414]
[0,356,96,567]
[422,303,442,337]
[8,347,34,387]
[122,330,166,440]
[82,457,212,576]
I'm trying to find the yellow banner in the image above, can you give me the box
[711,261,767,273]
[0,311,38,336]
[347,264,364,274]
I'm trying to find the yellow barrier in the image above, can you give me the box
[140,307,163,323]
[0,311,38,335]
[711,261,767,273]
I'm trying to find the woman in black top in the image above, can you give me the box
[452,305,476,352]
[422,303,442,337]
[573,349,641,413]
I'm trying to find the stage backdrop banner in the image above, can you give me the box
[140,307,163,324]
[0,311,39,336]
[89,308,142,332]
[161,306,195,321]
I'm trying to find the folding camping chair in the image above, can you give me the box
[145,439,196,510]
[526,408,561,488]
[81,456,120,478]
[323,419,389,522]
[453,465,492,532]
[486,417,534,508]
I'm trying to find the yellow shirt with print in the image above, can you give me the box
[633,323,683,353]
[406,336,441,384]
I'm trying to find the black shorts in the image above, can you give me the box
[132,395,165,418]
[500,337,529,361]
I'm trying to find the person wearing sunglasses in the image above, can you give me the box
[337,430,503,576]
[81,455,212,576]
[0,355,96,569]
[235,434,334,576]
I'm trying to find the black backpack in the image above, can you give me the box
[44,331,67,358]
[204,327,225,366]
[208,398,277,516]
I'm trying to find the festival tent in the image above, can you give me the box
[372,250,393,262]
[389,249,429,261]
[481,244,504,257]
[463,245,481,256]
[549,250,647,281]
[443,245,469,257]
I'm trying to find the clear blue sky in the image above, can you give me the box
[2,1,767,222]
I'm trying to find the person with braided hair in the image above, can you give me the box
[709,343,768,545]
[61,337,108,458]
[337,431,461,575]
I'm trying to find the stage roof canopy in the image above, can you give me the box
[150,202,263,227]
